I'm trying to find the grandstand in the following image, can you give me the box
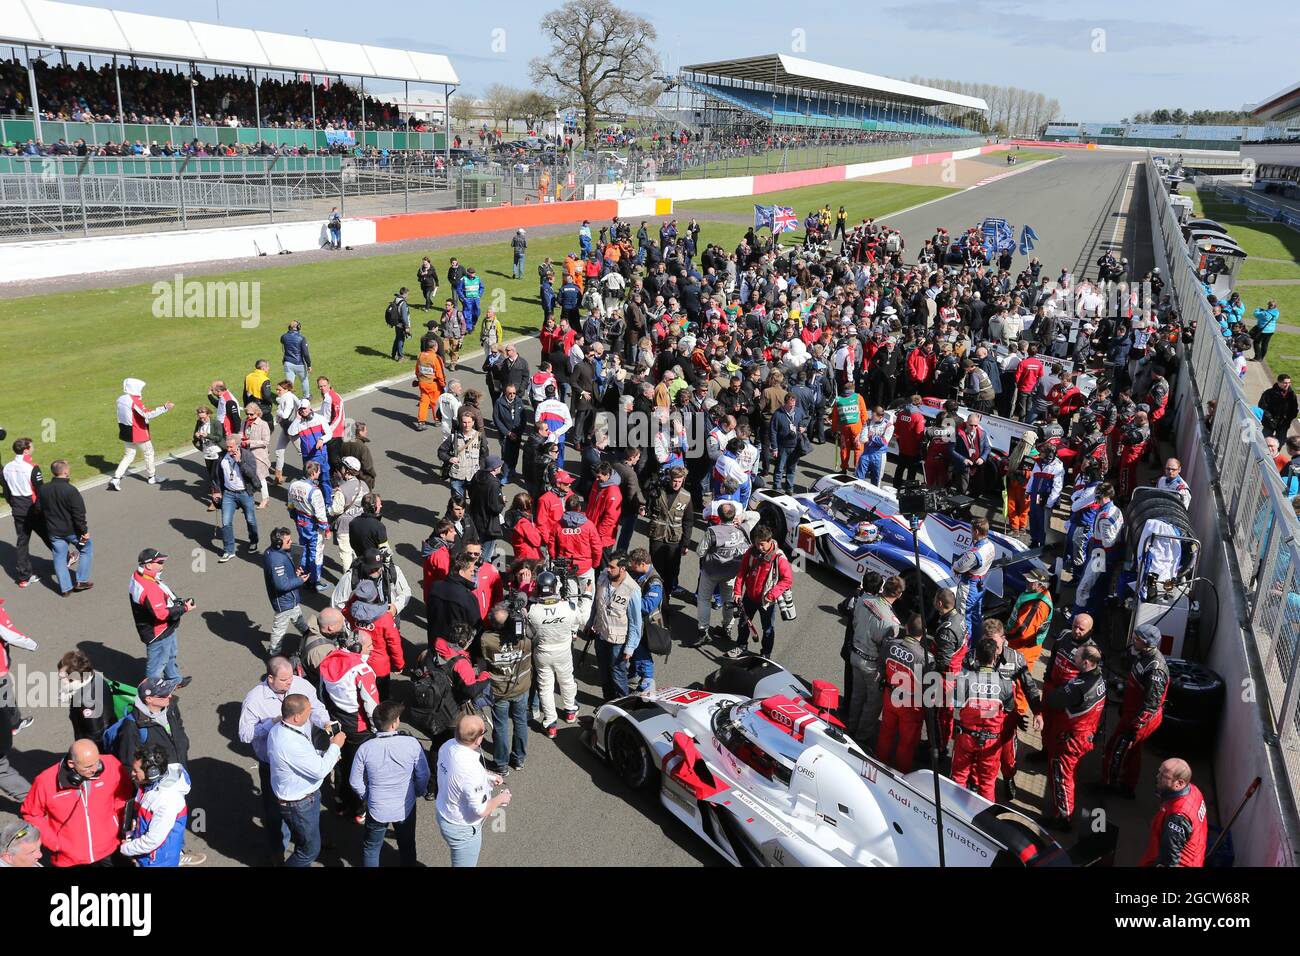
[1044,121,1300,151]
[672,54,986,141]
[0,0,458,156]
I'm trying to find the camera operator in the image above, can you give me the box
[480,602,532,775]
[526,570,592,739]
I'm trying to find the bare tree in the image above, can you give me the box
[450,94,479,129]
[516,91,558,132]
[529,0,660,148]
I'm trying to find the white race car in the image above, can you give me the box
[586,657,1073,867]
[746,474,1047,614]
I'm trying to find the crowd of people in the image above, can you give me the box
[0,59,408,132]
[0,195,1215,870]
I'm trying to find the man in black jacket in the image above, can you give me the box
[1260,374,1298,443]
[348,495,390,559]
[426,551,482,646]
[493,386,525,486]
[114,676,190,771]
[569,353,599,450]
[496,344,531,396]
[338,421,377,492]
[468,456,506,565]
[36,459,93,596]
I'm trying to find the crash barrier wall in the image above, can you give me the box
[1148,153,1300,865]
[582,143,1011,203]
[1,217,378,282]
[0,196,672,284]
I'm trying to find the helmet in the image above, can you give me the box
[853,522,880,544]
[536,571,560,600]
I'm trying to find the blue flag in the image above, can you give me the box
[1018,224,1039,256]
[754,204,775,231]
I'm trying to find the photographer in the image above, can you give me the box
[427,551,485,647]
[130,549,194,682]
[527,570,592,739]
[480,602,532,775]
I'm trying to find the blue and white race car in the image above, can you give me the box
[745,474,1047,613]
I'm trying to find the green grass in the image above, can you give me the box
[679,180,958,221]
[0,218,749,476]
[1189,188,1300,263]
[656,140,986,181]
[1241,259,1300,281]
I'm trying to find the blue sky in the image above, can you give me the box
[45,0,1297,122]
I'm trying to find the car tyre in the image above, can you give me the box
[608,719,657,791]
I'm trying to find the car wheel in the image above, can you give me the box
[607,719,657,791]
[1154,658,1225,751]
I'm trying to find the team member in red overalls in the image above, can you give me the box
[1139,758,1208,867]
[1038,613,1098,747]
[1103,624,1169,798]
[950,638,1016,801]
[1041,642,1106,829]
[877,614,929,773]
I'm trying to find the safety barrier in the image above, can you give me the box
[1148,153,1300,864]
[0,195,673,283]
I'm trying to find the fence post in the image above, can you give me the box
[78,156,89,237]
[178,157,188,230]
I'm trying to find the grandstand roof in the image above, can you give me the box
[679,54,987,112]
[0,0,459,85]
[1250,81,1300,123]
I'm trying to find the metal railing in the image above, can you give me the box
[1149,154,1300,796]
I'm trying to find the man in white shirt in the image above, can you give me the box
[266,693,345,867]
[436,713,512,867]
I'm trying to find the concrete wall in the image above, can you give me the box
[3,217,377,282]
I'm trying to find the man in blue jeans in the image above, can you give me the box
[350,700,429,867]
[213,437,260,563]
[280,321,313,400]
[266,693,345,868]
[436,713,512,867]
[130,549,195,681]
[589,554,643,700]
[480,603,530,775]
[35,459,94,596]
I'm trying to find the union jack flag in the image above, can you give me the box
[772,205,798,234]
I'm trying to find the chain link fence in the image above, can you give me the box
[1150,153,1300,796]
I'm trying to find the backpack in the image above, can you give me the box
[640,571,671,658]
[385,299,401,327]
[102,710,145,755]
[406,659,461,738]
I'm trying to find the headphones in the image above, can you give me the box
[65,749,105,787]
[138,746,168,785]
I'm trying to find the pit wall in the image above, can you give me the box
[0,196,674,284]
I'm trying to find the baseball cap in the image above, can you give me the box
[137,548,168,565]
[554,470,575,485]
[342,456,361,472]
[138,676,181,699]
[298,398,313,410]
[360,549,386,573]
[1133,624,1162,647]
[1024,569,1051,587]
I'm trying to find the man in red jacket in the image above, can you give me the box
[892,396,927,486]
[1012,344,1045,419]
[536,471,575,553]
[553,496,604,592]
[1140,758,1207,867]
[586,463,623,560]
[730,525,793,659]
[21,739,133,866]
[421,519,458,600]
